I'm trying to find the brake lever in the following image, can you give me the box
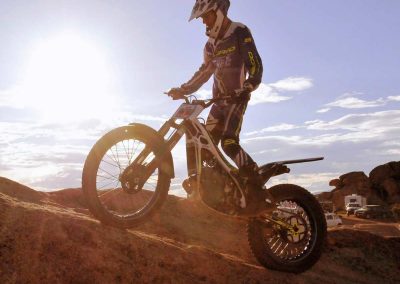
[164,91,189,103]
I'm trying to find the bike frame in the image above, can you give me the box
[153,97,247,207]
[128,96,323,209]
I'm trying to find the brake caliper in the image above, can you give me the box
[120,164,147,194]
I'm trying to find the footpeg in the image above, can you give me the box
[258,163,290,184]
[182,178,194,195]
[240,189,276,217]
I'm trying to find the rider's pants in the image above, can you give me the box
[186,102,255,175]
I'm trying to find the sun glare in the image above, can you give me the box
[21,33,119,122]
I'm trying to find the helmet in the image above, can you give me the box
[189,0,230,38]
[189,0,230,21]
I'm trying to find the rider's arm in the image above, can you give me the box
[179,43,215,95]
[237,26,263,91]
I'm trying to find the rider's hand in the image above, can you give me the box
[166,87,186,100]
[233,88,251,103]
[233,82,254,103]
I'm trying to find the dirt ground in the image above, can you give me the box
[336,214,400,238]
[1,177,399,284]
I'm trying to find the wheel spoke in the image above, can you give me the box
[97,174,118,182]
[110,146,123,172]
[98,167,120,180]
[99,188,122,200]
[93,137,162,219]
[104,153,121,170]
[101,156,119,168]
[263,199,314,261]
[97,180,118,190]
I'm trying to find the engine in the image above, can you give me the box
[199,163,241,215]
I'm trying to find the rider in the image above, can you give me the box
[168,0,264,206]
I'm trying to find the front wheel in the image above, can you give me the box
[82,125,171,228]
[247,184,327,273]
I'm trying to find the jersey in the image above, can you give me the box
[180,22,263,98]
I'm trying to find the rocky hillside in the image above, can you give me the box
[318,161,400,210]
[0,177,399,283]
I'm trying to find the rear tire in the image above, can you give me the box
[247,184,327,273]
[82,125,171,228]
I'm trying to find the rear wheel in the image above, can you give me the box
[82,126,171,228]
[247,184,327,273]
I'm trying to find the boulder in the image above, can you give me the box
[324,172,371,209]
[369,161,400,186]
[381,178,400,203]
[318,161,400,210]
[369,161,400,203]
[340,172,370,196]
[329,179,342,188]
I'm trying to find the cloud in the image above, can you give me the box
[0,86,25,109]
[244,110,400,147]
[0,120,104,189]
[269,77,313,92]
[310,110,398,145]
[388,95,400,101]
[325,97,386,109]
[194,89,212,100]
[316,108,330,113]
[239,109,400,193]
[318,92,400,113]
[0,115,178,190]
[194,76,313,106]
[306,110,400,133]
[250,77,313,106]
[0,140,87,190]
[268,172,341,193]
[249,83,292,105]
[245,123,300,136]
[128,114,167,122]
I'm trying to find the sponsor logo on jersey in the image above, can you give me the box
[215,46,236,57]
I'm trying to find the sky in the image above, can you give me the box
[0,0,399,196]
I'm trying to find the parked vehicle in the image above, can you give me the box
[325,213,342,227]
[346,203,362,215]
[355,205,392,219]
[345,194,367,208]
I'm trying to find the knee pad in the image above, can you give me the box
[221,138,240,159]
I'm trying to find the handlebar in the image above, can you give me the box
[192,96,232,108]
[164,92,233,108]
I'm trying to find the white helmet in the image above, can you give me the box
[189,0,230,38]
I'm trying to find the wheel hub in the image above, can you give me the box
[283,216,307,243]
[120,164,146,194]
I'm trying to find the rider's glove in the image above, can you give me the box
[232,82,254,103]
[167,87,186,100]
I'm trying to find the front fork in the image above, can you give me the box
[120,119,184,190]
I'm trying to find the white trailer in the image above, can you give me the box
[345,194,367,207]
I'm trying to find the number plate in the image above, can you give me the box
[172,103,203,119]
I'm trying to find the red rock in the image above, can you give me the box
[318,162,400,209]
[329,179,342,188]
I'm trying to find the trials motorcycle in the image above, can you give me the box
[82,95,327,273]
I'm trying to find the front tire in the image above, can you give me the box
[247,184,327,273]
[82,125,171,228]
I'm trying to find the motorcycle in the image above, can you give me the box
[82,95,327,273]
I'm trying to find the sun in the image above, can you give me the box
[21,32,119,122]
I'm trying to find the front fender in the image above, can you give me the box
[128,123,175,178]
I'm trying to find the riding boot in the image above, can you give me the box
[239,163,275,216]
[182,175,200,202]
[239,163,263,188]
